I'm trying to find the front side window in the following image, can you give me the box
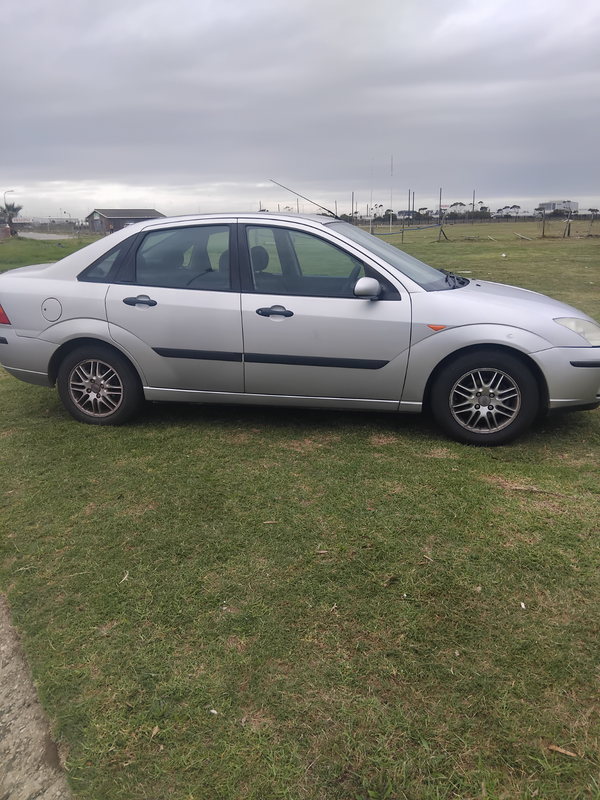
[247,226,365,297]
[134,226,231,290]
[246,226,400,299]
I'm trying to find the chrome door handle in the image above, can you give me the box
[256,305,293,318]
[123,295,157,307]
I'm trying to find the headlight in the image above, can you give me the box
[554,317,600,346]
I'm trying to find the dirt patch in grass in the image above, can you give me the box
[241,707,274,732]
[370,434,399,446]
[423,446,459,459]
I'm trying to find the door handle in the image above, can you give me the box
[256,305,293,318]
[123,295,157,307]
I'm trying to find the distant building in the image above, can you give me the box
[538,200,579,213]
[11,217,33,232]
[85,208,166,234]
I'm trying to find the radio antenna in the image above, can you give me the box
[270,179,339,219]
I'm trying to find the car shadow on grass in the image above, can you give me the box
[26,383,600,451]
[136,398,434,437]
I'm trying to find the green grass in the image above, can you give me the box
[0,234,101,272]
[1,230,600,799]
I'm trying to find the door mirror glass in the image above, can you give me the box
[354,276,382,298]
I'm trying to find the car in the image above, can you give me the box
[1,212,599,445]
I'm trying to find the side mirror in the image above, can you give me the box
[354,276,382,299]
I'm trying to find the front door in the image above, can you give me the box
[240,224,411,404]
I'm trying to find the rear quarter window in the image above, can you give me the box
[78,242,132,283]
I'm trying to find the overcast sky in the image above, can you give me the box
[3,0,600,220]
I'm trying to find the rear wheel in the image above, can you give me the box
[431,351,539,445]
[57,345,143,425]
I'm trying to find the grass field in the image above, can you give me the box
[0,235,101,271]
[1,227,600,799]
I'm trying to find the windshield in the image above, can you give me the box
[325,221,458,291]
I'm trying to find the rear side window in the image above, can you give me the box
[133,226,231,291]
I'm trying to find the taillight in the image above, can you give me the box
[0,303,10,325]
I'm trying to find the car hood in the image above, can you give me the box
[410,278,599,348]
[460,279,588,314]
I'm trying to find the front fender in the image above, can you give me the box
[401,323,553,406]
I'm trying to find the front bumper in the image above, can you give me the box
[532,346,600,410]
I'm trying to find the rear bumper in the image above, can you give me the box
[0,328,55,386]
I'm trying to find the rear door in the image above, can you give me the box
[106,222,244,392]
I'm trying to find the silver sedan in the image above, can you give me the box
[1,213,599,445]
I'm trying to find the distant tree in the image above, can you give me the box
[497,205,515,217]
[0,201,23,234]
[448,201,467,220]
[588,208,599,214]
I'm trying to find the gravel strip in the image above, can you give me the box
[0,592,74,800]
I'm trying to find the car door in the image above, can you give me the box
[239,222,411,406]
[105,223,244,393]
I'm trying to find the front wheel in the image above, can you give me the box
[57,346,143,425]
[430,351,539,446]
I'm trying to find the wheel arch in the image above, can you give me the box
[48,337,142,387]
[422,343,549,416]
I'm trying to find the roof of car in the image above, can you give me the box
[141,212,337,227]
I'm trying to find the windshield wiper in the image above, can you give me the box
[441,269,458,288]
[440,269,468,289]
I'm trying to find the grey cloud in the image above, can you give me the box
[3,0,600,216]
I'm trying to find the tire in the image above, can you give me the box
[430,350,539,446]
[57,345,143,425]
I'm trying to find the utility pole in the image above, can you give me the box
[390,155,393,233]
